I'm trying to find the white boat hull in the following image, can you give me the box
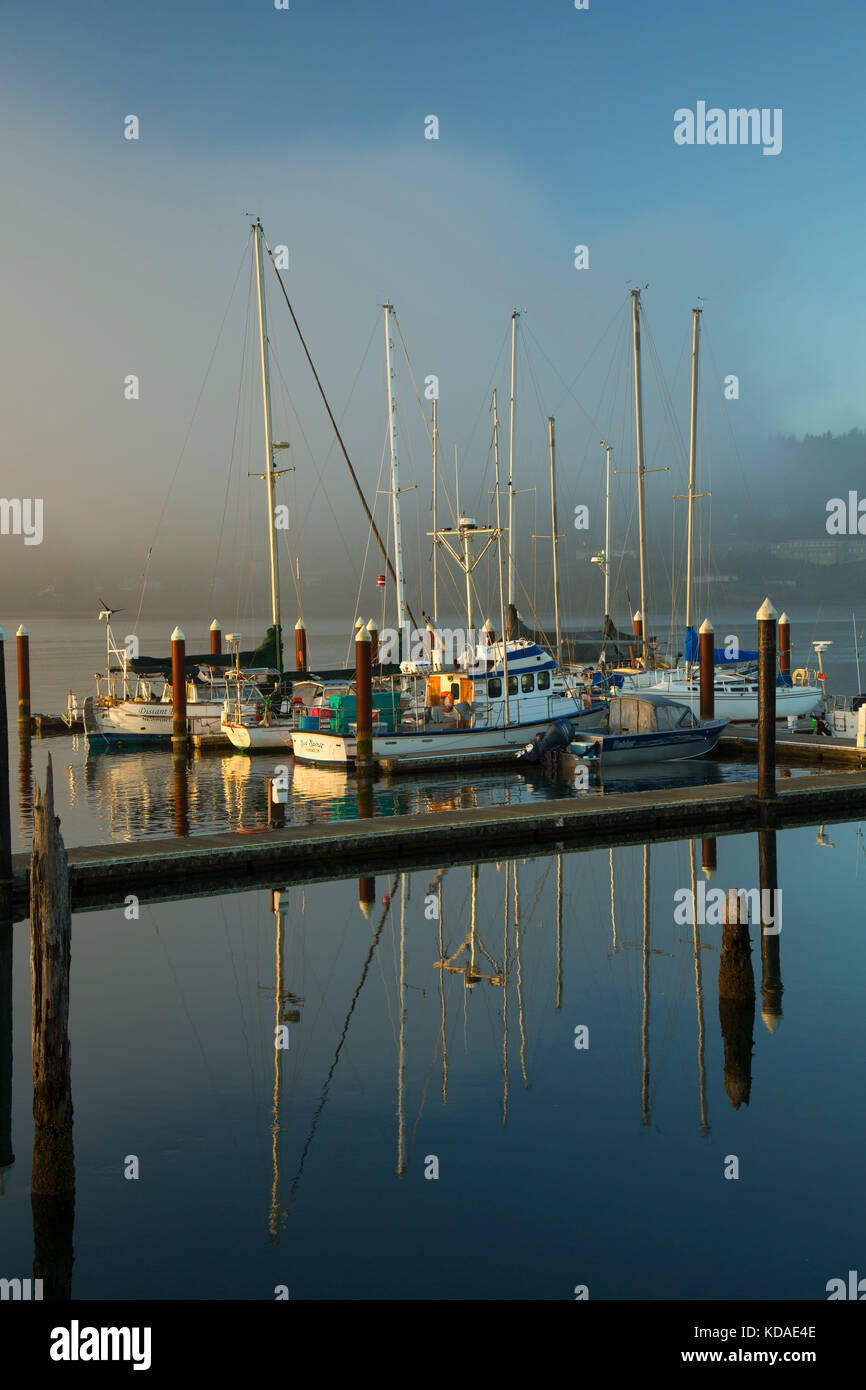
[619,679,822,722]
[292,706,601,770]
[222,720,295,752]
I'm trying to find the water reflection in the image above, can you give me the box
[2,819,858,1301]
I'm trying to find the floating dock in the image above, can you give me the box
[719,724,866,767]
[8,767,866,916]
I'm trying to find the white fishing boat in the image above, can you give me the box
[291,638,602,769]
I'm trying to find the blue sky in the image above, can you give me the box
[1,0,864,619]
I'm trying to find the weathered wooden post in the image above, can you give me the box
[171,626,187,748]
[30,755,75,1298]
[718,888,756,1110]
[632,610,643,645]
[355,625,373,776]
[17,624,30,728]
[366,618,379,670]
[756,598,777,801]
[0,626,12,886]
[699,619,714,720]
[758,828,783,1033]
[294,619,307,672]
[209,619,222,657]
[701,836,717,878]
[0,910,12,1196]
[778,612,790,677]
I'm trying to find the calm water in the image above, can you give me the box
[1,614,828,852]
[1,822,864,1299]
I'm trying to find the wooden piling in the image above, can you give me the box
[718,888,755,1109]
[0,626,12,885]
[16,624,30,727]
[758,827,783,1032]
[209,619,222,656]
[632,610,643,644]
[757,598,778,801]
[698,619,714,720]
[366,619,378,670]
[171,627,187,747]
[294,619,307,672]
[778,612,790,677]
[355,626,373,774]
[30,755,74,1198]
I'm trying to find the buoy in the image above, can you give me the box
[381,893,391,906]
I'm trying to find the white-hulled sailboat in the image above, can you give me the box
[612,297,821,721]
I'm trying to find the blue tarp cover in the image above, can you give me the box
[684,626,759,665]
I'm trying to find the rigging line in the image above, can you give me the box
[263,238,416,628]
[285,876,398,1213]
[391,309,434,450]
[347,430,389,666]
[460,323,511,488]
[134,230,253,632]
[269,345,357,579]
[208,252,256,616]
[528,298,631,428]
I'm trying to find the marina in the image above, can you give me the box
[4,0,866,1347]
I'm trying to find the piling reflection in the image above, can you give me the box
[18,725,33,840]
[759,829,784,1032]
[718,889,756,1110]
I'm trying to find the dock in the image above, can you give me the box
[719,724,866,767]
[8,767,866,916]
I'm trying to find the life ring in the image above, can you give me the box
[442,694,454,711]
[792,668,807,685]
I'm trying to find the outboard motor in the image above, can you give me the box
[519,718,576,764]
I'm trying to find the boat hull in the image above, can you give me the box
[569,719,728,765]
[222,720,295,752]
[621,680,822,722]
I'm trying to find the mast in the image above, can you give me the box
[507,310,519,608]
[548,417,562,667]
[383,303,406,653]
[492,390,510,722]
[253,219,283,674]
[685,306,702,654]
[602,440,612,637]
[432,398,439,624]
[631,289,648,664]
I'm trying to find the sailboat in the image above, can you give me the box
[613,300,822,721]
[291,305,602,770]
[82,614,265,748]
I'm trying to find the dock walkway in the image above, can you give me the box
[8,768,866,914]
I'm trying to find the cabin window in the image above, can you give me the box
[508,675,518,695]
[538,671,551,691]
[488,677,502,698]
[451,682,460,700]
[521,673,534,693]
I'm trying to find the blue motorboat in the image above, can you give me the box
[565,692,728,765]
